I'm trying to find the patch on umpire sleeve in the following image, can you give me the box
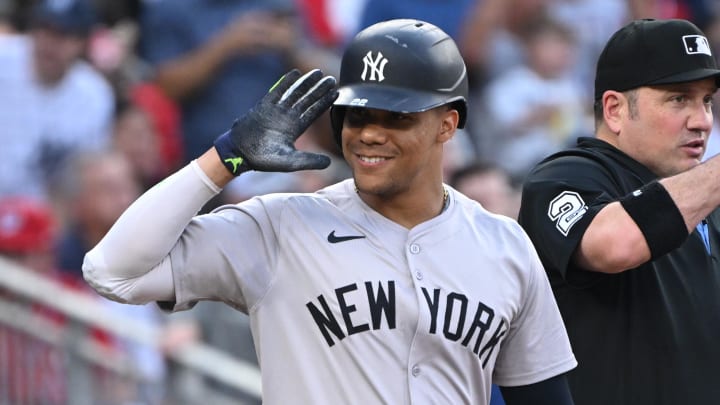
[547,191,588,236]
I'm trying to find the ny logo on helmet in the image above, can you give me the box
[361,51,388,82]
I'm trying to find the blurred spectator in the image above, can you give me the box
[113,85,183,190]
[628,0,716,28]
[0,0,13,33]
[459,0,629,162]
[128,82,184,174]
[51,150,141,278]
[0,196,118,404]
[88,17,149,94]
[297,0,369,48]
[450,162,521,219]
[0,196,58,275]
[92,0,142,28]
[357,0,474,41]
[49,149,168,401]
[550,0,629,101]
[458,0,552,88]
[0,0,114,200]
[478,13,592,181]
[137,0,337,165]
[113,99,165,190]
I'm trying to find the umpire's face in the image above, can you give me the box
[606,77,717,177]
[341,106,458,199]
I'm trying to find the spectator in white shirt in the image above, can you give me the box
[0,0,114,199]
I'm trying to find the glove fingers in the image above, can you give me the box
[299,88,339,129]
[279,69,324,107]
[283,151,331,171]
[265,69,301,104]
[294,75,337,113]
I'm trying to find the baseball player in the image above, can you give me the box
[84,19,576,404]
[518,19,720,405]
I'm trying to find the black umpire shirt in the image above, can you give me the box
[518,137,720,405]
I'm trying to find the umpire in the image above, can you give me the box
[518,18,720,405]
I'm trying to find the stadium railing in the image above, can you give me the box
[0,255,261,405]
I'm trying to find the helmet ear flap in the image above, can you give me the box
[330,106,346,150]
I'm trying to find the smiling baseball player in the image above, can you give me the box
[83,19,576,404]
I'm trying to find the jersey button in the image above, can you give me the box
[415,271,423,280]
[409,244,421,254]
[411,365,421,377]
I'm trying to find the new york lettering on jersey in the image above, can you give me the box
[306,279,506,367]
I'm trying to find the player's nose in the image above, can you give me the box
[357,123,389,145]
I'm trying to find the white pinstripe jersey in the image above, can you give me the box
[167,179,576,404]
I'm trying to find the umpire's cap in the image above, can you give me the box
[594,18,720,101]
[331,19,469,145]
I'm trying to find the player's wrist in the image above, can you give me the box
[213,130,252,176]
[197,148,236,188]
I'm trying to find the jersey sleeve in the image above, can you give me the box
[492,233,577,386]
[518,155,620,281]
[168,196,283,313]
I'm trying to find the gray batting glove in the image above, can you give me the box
[214,69,338,175]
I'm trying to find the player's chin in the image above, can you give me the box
[352,175,387,196]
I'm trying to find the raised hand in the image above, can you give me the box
[214,69,338,175]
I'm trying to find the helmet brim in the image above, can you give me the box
[334,84,460,114]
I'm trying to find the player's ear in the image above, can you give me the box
[437,107,459,142]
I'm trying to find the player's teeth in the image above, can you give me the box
[360,156,385,163]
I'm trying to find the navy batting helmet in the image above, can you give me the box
[331,19,469,145]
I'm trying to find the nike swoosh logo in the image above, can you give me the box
[327,230,366,243]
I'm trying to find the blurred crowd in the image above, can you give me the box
[0,0,718,403]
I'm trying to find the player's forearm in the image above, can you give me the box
[83,160,221,290]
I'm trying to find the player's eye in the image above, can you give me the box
[345,108,369,126]
[390,112,409,121]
